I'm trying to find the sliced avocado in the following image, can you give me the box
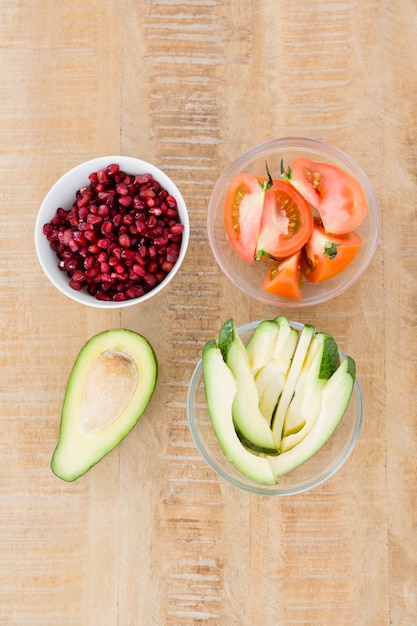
[202,341,277,484]
[271,323,315,446]
[270,317,298,370]
[51,328,158,482]
[255,323,298,423]
[281,332,340,448]
[245,316,297,376]
[235,424,280,457]
[256,363,286,423]
[246,317,283,374]
[218,319,276,450]
[269,356,356,478]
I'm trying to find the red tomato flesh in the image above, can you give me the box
[262,250,302,300]
[255,180,314,259]
[301,225,362,283]
[224,173,267,263]
[288,158,367,235]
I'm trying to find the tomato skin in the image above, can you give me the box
[288,158,367,235]
[255,180,314,259]
[301,225,362,283]
[224,173,266,264]
[262,250,302,300]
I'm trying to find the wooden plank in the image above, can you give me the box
[0,0,416,623]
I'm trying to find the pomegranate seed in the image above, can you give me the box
[96,170,108,184]
[135,174,153,185]
[96,291,111,301]
[147,260,158,274]
[166,208,178,218]
[166,246,179,263]
[69,279,84,290]
[71,270,86,282]
[126,285,145,299]
[116,182,128,196]
[101,220,113,235]
[160,260,175,272]
[84,256,96,270]
[119,195,132,207]
[77,191,92,208]
[144,273,157,287]
[154,236,168,247]
[170,223,184,235]
[119,233,131,248]
[97,237,111,249]
[106,163,119,176]
[132,264,146,277]
[84,230,97,242]
[68,238,79,253]
[112,263,125,275]
[140,187,156,198]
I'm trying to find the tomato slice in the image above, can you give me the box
[224,173,267,263]
[301,225,362,283]
[255,180,314,260]
[262,250,302,300]
[287,158,367,235]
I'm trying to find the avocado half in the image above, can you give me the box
[51,328,158,482]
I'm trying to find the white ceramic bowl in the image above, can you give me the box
[35,156,189,308]
[207,137,380,307]
[187,320,363,496]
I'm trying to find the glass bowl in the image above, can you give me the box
[35,155,189,309]
[187,320,363,496]
[207,137,379,307]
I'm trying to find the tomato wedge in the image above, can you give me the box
[286,158,367,235]
[262,250,302,300]
[224,173,267,263]
[301,225,362,283]
[255,180,314,260]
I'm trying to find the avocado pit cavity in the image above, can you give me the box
[81,350,138,434]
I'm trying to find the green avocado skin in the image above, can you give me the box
[218,318,235,362]
[317,334,340,379]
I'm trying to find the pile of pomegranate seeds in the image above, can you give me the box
[43,163,184,302]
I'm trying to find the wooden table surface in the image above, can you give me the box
[1,1,416,624]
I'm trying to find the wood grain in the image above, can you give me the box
[0,0,416,624]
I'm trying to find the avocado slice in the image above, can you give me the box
[271,323,315,446]
[256,363,286,423]
[51,328,158,482]
[202,340,277,484]
[218,319,276,450]
[270,356,356,478]
[255,325,298,423]
[245,316,297,375]
[280,332,340,448]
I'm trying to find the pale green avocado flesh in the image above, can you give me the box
[202,317,356,485]
[202,341,276,484]
[218,319,276,450]
[51,329,157,482]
